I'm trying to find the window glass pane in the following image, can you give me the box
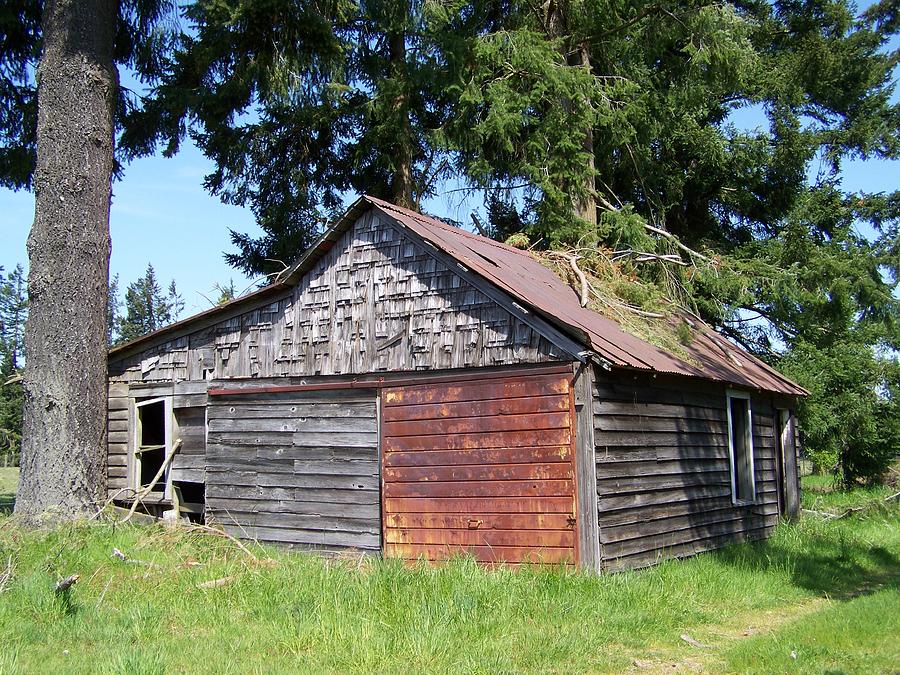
[730,396,754,501]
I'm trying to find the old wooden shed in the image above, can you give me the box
[106,195,806,571]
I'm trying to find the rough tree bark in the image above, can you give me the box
[388,12,414,211]
[546,0,597,226]
[15,0,117,521]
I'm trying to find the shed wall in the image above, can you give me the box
[593,369,788,571]
[108,211,563,384]
[205,388,381,551]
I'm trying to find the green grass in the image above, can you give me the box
[801,473,896,513]
[0,467,17,516]
[723,588,900,673]
[0,483,896,673]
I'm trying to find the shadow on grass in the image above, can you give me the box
[711,520,900,601]
[0,496,13,517]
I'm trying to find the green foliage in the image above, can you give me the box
[115,264,184,344]
[0,264,26,370]
[781,341,899,485]
[0,265,26,467]
[0,0,180,189]
[214,279,237,304]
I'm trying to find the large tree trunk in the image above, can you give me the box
[388,24,414,210]
[546,1,597,226]
[570,41,597,226]
[16,0,117,521]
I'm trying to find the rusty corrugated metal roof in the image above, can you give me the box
[366,195,807,396]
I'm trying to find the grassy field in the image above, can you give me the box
[0,474,896,673]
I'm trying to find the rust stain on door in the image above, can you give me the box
[381,369,577,565]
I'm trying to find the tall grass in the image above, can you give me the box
[0,494,897,674]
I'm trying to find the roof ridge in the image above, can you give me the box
[365,195,531,257]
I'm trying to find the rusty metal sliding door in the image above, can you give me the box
[380,368,577,564]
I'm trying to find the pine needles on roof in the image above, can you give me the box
[507,233,718,363]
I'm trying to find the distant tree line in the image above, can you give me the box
[0,261,198,467]
[0,265,26,467]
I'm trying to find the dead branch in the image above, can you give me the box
[680,634,710,649]
[0,555,12,593]
[643,223,713,264]
[568,255,590,308]
[54,574,79,594]
[111,547,160,568]
[633,252,689,266]
[543,251,590,307]
[186,523,261,562]
[122,438,182,523]
[197,576,234,589]
[470,213,489,238]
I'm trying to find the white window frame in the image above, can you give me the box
[133,396,173,499]
[726,389,756,505]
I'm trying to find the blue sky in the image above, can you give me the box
[1,5,897,318]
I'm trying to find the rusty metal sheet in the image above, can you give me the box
[366,195,807,397]
[385,528,575,548]
[381,393,570,422]
[383,543,573,564]
[384,496,574,514]
[383,428,571,453]
[384,478,575,499]
[381,369,578,565]
[382,373,570,407]
[384,462,573,483]
[384,446,573,467]
[385,512,574,530]
[383,410,570,437]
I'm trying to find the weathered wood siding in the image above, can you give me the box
[106,379,208,499]
[109,211,563,384]
[107,381,130,496]
[205,389,381,552]
[594,369,785,571]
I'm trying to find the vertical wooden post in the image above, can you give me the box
[573,362,601,572]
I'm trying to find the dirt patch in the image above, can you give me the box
[624,598,829,673]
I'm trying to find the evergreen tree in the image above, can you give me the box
[107,273,120,345]
[0,265,27,467]
[1,0,179,519]
[117,264,185,344]
[0,264,27,369]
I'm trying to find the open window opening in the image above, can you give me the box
[172,481,205,524]
[727,391,755,504]
[135,397,172,495]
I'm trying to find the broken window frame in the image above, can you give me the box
[133,396,174,499]
[726,390,756,505]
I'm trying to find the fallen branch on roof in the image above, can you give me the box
[643,223,714,265]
